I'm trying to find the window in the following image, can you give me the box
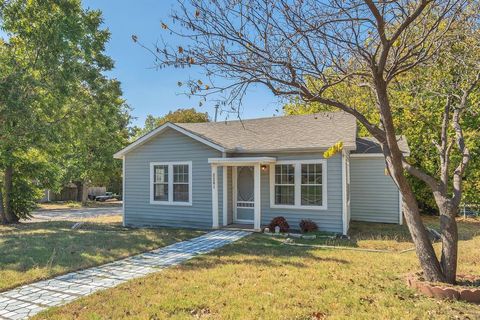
[173,164,189,202]
[270,160,327,209]
[150,162,192,205]
[153,165,168,201]
[301,163,322,206]
[274,164,295,205]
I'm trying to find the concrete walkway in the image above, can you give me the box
[0,230,250,320]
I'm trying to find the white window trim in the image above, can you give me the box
[270,159,328,210]
[150,161,192,206]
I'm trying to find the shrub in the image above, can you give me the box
[299,219,318,233]
[268,216,290,233]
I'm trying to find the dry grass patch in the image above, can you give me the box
[36,200,122,210]
[35,218,480,320]
[289,216,480,252]
[0,218,203,291]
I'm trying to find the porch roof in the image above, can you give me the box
[208,157,276,166]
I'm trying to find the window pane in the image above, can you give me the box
[154,183,168,201]
[173,165,189,183]
[275,164,294,184]
[275,186,295,205]
[301,164,322,184]
[173,184,189,202]
[154,165,168,183]
[301,185,322,206]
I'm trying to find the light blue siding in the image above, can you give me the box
[233,153,344,233]
[350,157,400,224]
[124,128,223,229]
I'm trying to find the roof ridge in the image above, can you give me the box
[175,111,351,126]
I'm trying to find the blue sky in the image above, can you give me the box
[82,0,281,127]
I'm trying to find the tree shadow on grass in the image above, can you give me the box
[182,235,351,271]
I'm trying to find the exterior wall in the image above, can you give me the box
[233,152,344,233]
[350,157,400,224]
[124,128,223,229]
[124,134,344,232]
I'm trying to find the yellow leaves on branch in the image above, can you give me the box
[323,141,343,159]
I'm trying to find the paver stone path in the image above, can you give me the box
[0,230,250,320]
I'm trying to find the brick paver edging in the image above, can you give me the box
[0,230,250,320]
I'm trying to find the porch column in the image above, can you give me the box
[222,166,228,226]
[254,163,261,230]
[211,164,219,229]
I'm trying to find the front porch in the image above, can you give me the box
[208,157,276,231]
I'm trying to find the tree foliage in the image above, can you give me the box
[134,108,209,139]
[285,30,480,211]
[0,0,131,219]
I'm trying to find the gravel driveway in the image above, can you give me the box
[31,207,122,222]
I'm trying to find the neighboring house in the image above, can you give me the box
[39,184,106,202]
[114,112,409,234]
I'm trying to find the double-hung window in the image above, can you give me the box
[301,163,323,206]
[270,160,327,209]
[150,162,192,205]
[274,164,295,205]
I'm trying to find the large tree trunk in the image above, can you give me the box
[400,184,446,282]
[4,165,18,223]
[0,186,6,224]
[438,203,458,284]
[374,82,446,283]
[75,181,83,202]
[81,181,89,206]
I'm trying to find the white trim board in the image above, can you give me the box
[114,122,225,158]
[399,190,404,225]
[222,166,228,227]
[208,157,276,165]
[122,156,126,227]
[341,151,348,235]
[350,153,384,158]
[149,161,193,206]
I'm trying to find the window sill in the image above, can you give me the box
[150,201,192,206]
[270,204,328,211]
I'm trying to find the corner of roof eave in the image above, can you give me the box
[113,152,124,159]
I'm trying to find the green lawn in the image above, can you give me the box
[35,217,480,320]
[0,217,204,291]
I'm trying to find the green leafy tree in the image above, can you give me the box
[58,79,131,205]
[134,108,209,139]
[285,58,480,213]
[0,0,123,221]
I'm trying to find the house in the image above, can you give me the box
[114,112,409,234]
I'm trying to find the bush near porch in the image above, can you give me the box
[35,217,480,320]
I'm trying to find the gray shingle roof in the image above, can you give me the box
[354,136,410,155]
[175,112,357,153]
